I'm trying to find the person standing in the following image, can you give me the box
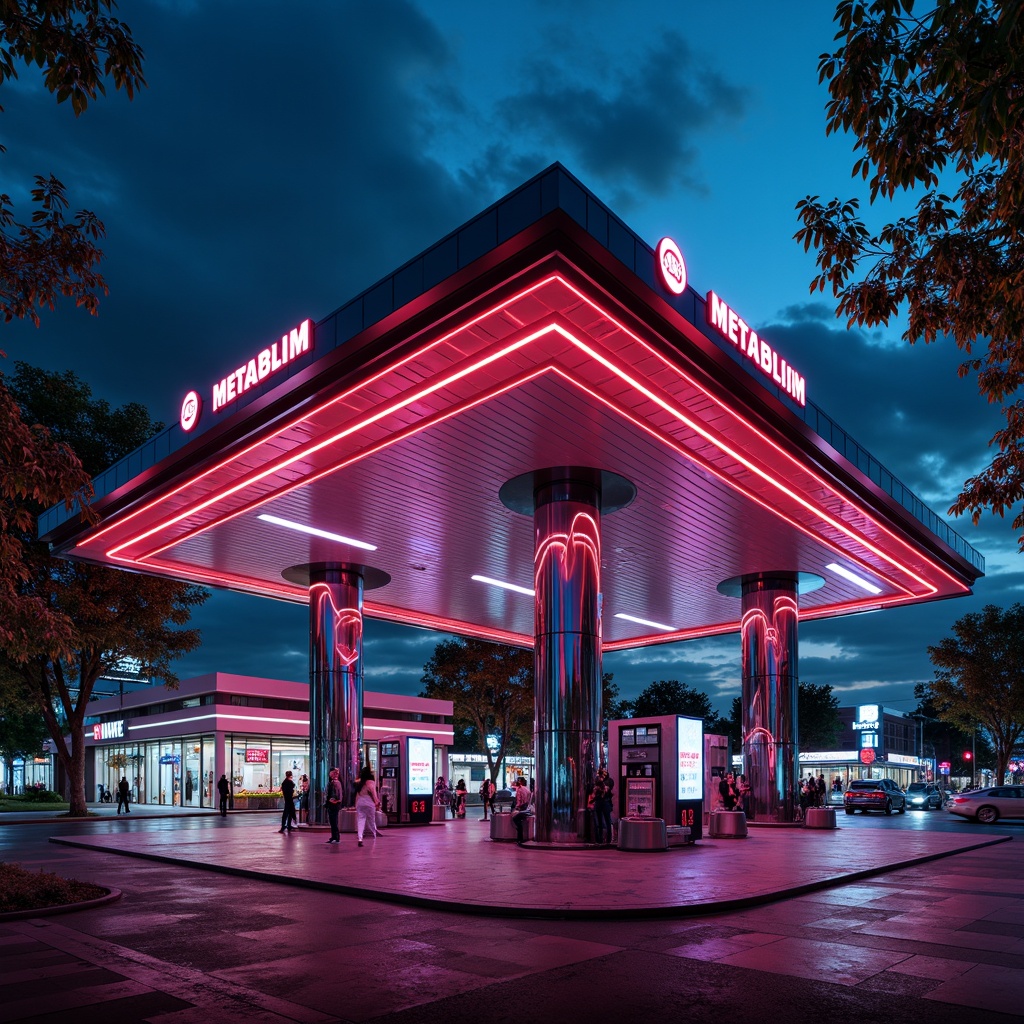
[217,773,230,816]
[116,776,131,815]
[185,770,194,805]
[479,777,495,820]
[278,770,297,833]
[299,773,311,825]
[354,765,381,846]
[324,767,343,844]
[596,770,614,844]
[737,774,753,819]
[511,777,533,845]
[718,771,738,811]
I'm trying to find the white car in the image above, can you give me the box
[946,786,1024,824]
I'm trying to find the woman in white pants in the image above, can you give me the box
[354,765,381,847]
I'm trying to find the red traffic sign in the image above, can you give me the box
[859,749,876,764]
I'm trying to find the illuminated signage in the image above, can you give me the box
[245,748,269,764]
[800,751,858,762]
[92,720,125,741]
[887,753,920,766]
[180,318,317,421]
[676,715,703,801]
[407,736,433,796]
[179,390,201,432]
[706,292,806,406]
[656,237,687,295]
[853,704,880,731]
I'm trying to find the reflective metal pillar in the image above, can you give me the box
[719,571,822,823]
[740,574,798,822]
[533,476,602,844]
[285,561,389,825]
[501,468,634,845]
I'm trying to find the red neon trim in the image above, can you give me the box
[80,271,968,634]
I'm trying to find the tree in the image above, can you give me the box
[602,672,631,723]
[419,638,533,782]
[795,1,1024,546]
[1,1,146,323]
[0,376,92,656]
[926,603,1024,784]
[0,660,50,794]
[631,679,726,731]
[911,681,991,779]
[5,363,208,815]
[797,682,842,751]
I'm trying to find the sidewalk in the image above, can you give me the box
[3,815,1022,1022]
[50,813,1010,918]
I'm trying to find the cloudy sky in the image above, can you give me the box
[3,1,1018,715]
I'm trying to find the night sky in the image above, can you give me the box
[3,2,1016,715]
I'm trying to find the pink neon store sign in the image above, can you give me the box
[655,237,806,406]
[179,319,314,431]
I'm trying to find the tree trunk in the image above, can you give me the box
[66,724,88,816]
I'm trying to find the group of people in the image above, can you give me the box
[276,771,312,832]
[717,771,752,815]
[799,773,830,810]
[433,776,481,818]
[323,765,382,845]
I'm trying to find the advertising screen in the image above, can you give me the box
[407,737,433,796]
[676,716,703,801]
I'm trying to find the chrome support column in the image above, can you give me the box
[501,468,634,845]
[285,561,389,825]
[719,571,822,824]
[533,476,603,844]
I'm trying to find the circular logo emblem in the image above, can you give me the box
[656,236,687,295]
[180,390,202,432]
[859,749,876,765]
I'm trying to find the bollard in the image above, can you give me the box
[709,810,748,838]
[803,807,837,829]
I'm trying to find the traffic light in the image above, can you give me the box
[964,751,973,761]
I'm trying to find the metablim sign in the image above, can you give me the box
[180,319,314,430]
[705,292,806,407]
[653,236,806,407]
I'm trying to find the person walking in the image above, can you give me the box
[116,776,131,815]
[217,774,230,816]
[511,777,533,845]
[324,767,343,843]
[354,765,381,846]
[479,777,495,820]
[278,770,297,833]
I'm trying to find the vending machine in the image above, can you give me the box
[609,714,704,840]
[378,735,434,824]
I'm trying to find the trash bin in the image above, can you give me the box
[490,810,534,842]
[340,808,357,833]
[617,816,667,851]
[709,810,747,838]
[804,807,837,829]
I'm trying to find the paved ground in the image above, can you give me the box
[1,810,1022,1022]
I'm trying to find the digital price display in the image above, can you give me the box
[406,736,434,823]
[676,715,704,834]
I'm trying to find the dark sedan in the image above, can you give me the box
[843,778,907,815]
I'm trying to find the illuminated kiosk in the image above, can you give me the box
[39,164,983,840]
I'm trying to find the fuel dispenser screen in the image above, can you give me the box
[406,736,433,823]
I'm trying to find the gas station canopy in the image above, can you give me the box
[40,165,983,648]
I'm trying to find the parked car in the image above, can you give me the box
[946,786,1024,824]
[905,782,943,810]
[843,778,907,815]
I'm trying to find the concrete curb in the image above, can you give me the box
[0,886,122,922]
[47,833,1012,921]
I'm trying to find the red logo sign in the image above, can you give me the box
[656,237,687,295]
[245,748,269,764]
[179,390,201,432]
[859,749,876,765]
